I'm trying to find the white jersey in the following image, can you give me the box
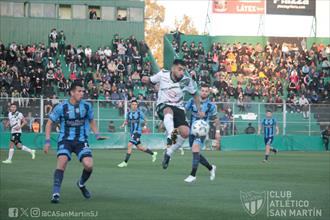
[8,111,24,134]
[150,70,198,110]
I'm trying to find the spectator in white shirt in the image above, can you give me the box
[299,95,309,119]
[104,46,112,58]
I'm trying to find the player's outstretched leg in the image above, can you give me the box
[77,157,93,199]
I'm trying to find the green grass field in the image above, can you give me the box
[0,149,329,220]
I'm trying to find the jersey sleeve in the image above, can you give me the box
[49,104,63,122]
[150,70,162,84]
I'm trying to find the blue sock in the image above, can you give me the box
[265,154,269,160]
[79,169,92,186]
[191,152,200,177]
[53,169,64,194]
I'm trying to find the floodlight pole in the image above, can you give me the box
[203,0,211,35]
[310,16,316,38]
[257,14,265,36]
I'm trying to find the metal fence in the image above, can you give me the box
[0,97,329,137]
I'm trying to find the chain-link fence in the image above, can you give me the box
[0,97,329,137]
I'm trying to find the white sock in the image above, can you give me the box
[167,135,186,156]
[163,114,174,139]
[8,148,14,161]
[21,145,33,154]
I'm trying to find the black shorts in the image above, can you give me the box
[264,137,274,145]
[10,133,21,145]
[129,132,142,146]
[156,104,189,128]
[57,140,92,162]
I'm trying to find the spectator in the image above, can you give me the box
[49,28,58,49]
[142,122,151,134]
[58,30,66,56]
[89,9,97,19]
[25,112,35,132]
[245,123,256,134]
[32,119,40,133]
[321,126,330,151]
[108,121,116,132]
[299,95,309,119]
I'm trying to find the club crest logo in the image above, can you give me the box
[240,191,266,216]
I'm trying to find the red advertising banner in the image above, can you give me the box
[212,0,265,14]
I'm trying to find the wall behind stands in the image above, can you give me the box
[0,0,145,49]
[0,132,325,152]
[211,36,267,46]
[1,17,144,49]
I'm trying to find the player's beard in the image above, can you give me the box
[174,74,184,82]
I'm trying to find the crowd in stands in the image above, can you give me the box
[172,38,330,114]
[1,29,330,135]
[0,29,155,110]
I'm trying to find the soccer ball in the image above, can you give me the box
[191,119,210,137]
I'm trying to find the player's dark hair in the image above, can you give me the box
[201,83,210,88]
[10,102,16,106]
[173,59,185,66]
[266,109,272,113]
[130,99,138,104]
[69,81,84,92]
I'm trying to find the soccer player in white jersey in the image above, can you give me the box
[142,59,204,169]
[2,103,36,164]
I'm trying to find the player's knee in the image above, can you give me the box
[192,144,200,152]
[82,158,93,171]
[179,128,189,138]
